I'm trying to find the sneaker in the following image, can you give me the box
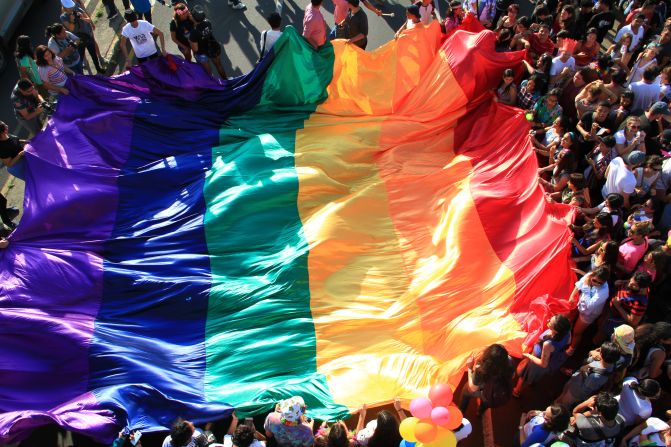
[229,1,247,9]
[6,208,19,220]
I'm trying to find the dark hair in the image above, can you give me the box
[555,149,575,174]
[569,173,585,189]
[0,121,8,133]
[533,4,549,16]
[635,12,646,20]
[556,29,571,39]
[592,265,610,282]
[311,0,323,6]
[508,3,519,12]
[45,23,64,39]
[537,52,553,74]
[605,193,623,208]
[124,9,138,22]
[597,100,611,109]
[595,392,619,421]
[15,35,34,61]
[548,87,562,98]
[621,89,635,99]
[327,424,349,447]
[516,16,531,28]
[407,4,421,18]
[232,425,255,447]
[631,379,660,399]
[170,420,194,447]
[538,22,551,31]
[609,67,631,85]
[543,405,570,432]
[17,79,33,91]
[601,135,616,147]
[347,0,360,6]
[601,240,619,268]
[367,411,402,447]
[643,66,658,81]
[601,341,620,364]
[474,344,514,385]
[35,45,52,67]
[550,314,571,341]
[632,271,652,289]
[267,12,281,28]
[654,321,671,340]
[528,73,545,93]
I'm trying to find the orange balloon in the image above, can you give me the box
[444,406,463,430]
[414,421,438,443]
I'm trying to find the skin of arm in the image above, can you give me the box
[121,36,129,60]
[362,0,382,15]
[355,404,367,433]
[152,28,166,54]
[228,412,239,436]
[620,420,648,446]
[524,340,554,367]
[393,398,408,421]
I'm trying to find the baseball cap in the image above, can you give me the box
[61,0,76,8]
[650,101,670,115]
[613,324,635,354]
[626,150,646,166]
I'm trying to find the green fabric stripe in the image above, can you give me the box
[203,27,348,419]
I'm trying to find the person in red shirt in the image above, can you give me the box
[302,0,327,49]
[598,271,652,343]
[520,23,556,59]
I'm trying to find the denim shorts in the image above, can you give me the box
[195,53,209,63]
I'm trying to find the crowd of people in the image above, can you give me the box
[2,0,671,444]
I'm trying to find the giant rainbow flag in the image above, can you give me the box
[0,23,574,442]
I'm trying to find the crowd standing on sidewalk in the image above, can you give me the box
[2,0,671,445]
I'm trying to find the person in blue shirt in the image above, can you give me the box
[518,404,570,447]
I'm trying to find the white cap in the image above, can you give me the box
[61,0,76,8]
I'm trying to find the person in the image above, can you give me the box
[532,88,563,128]
[10,79,44,137]
[495,68,517,106]
[496,3,519,32]
[0,171,19,231]
[259,12,282,59]
[518,23,556,60]
[632,155,663,203]
[459,344,514,414]
[223,413,266,447]
[615,13,647,53]
[624,102,669,156]
[616,377,660,427]
[517,74,544,110]
[615,117,647,158]
[630,67,662,115]
[550,51,576,88]
[601,271,653,338]
[513,314,571,398]
[602,150,646,209]
[395,5,422,39]
[574,28,600,68]
[620,417,671,446]
[264,397,314,447]
[628,47,658,85]
[169,3,195,62]
[576,85,606,119]
[162,419,206,447]
[45,23,83,75]
[617,226,650,275]
[518,404,570,447]
[562,392,625,445]
[0,121,27,183]
[586,0,615,43]
[555,342,620,407]
[35,46,72,97]
[189,6,227,79]
[577,101,613,154]
[444,1,465,35]
[632,321,671,380]
[567,266,611,355]
[121,10,165,66]
[14,36,48,98]
[354,407,403,447]
[343,0,369,50]
[415,0,437,25]
[60,0,105,74]
[302,0,327,49]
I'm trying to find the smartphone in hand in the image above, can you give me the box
[131,431,142,446]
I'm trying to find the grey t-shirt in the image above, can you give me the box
[346,8,368,49]
[575,414,624,444]
[47,32,81,68]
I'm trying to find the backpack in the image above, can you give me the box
[480,377,512,408]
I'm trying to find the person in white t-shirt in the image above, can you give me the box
[258,12,282,60]
[602,150,645,208]
[120,9,165,68]
[621,417,671,446]
[614,13,646,52]
[630,67,661,114]
[414,0,436,25]
[549,51,576,88]
[616,377,660,427]
[615,116,646,157]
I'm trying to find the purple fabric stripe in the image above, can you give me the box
[0,74,136,442]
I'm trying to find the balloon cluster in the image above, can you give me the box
[398,384,463,447]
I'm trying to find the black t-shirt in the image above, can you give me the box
[169,18,194,46]
[0,136,23,160]
[346,9,368,50]
[586,11,615,43]
[580,111,614,135]
[189,20,220,56]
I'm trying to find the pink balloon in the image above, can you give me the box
[409,397,433,419]
[431,406,451,426]
[429,383,453,407]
